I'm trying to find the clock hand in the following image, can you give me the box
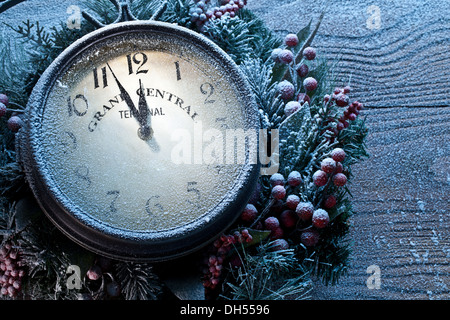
[106,63,152,140]
[106,63,139,118]
[137,79,153,140]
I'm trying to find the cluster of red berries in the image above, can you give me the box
[202,229,252,291]
[0,93,22,133]
[271,34,318,117]
[313,147,347,190]
[0,242,26,298]
[190,0,247,29]
[323,86,364,136]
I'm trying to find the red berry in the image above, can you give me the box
[264,216,280,230]
[323,94,331,103]
[323,195,337,209]
[271,48,283,63]
[313,170,328,187]
[278,49,294,64]
[333,173,347,187]
[284,33,299,47]
[285,194,300,210]
[296,202,314,221]
[343,86,351,94]
[0,94,8,106]
[270,227,284,240]
[269,173,285,186]
[297,93,311,105]
[271,185,286,200]
[7,116,22,133]
[287,170,302,187]
[241,204,258,222]
[284,101,301,117]
[303,47,316,60]
[279,209,297,229]
[0,103,6,118]
[277,80,295,100]
[86,265,102,281]
[331,148,346,163]
[270,238,289,251]
[301,229,320,247]
[296,63,309,78]
[335,93,349,107]
[347,113,357,121]
[320,157,336,174]
[303,77,318,91]
[312,209,329,229]
[335,162,344,173]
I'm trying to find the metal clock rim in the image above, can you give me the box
[18,21,261,262]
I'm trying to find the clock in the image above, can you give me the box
[17,21,260,261]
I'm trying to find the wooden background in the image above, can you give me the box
[1,0,449,300]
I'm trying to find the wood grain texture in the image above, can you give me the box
[247,0,450,300]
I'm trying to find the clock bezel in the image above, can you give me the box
[17,21,260,262]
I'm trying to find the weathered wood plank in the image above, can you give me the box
[310,107,449,300]
[248,0,450,108]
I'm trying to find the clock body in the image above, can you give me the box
[18,21,260,261]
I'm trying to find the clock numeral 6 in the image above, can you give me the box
[106,190,120,213]
[67,94,89,117]
[187,181,201,208]
[145,195,164,216]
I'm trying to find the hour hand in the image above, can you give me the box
[137,79,153,140]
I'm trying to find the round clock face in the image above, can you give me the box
[19,21,260,261]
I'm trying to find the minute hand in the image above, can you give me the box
[106,63,140,120]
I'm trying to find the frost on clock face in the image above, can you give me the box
[32,31,254,239]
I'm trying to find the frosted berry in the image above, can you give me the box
[296,64,309,78]
[0,94,8,106]
[313,170,328,187]
[279,209,297,229]
[323,195,337,209]
[86,265,102,281]
[320,158,336,174]
[241,203,258,223]
[296,201,314,221]
[301,229,319,247]
[335,162,344,173]
[271,48,283,63]
[277,80,295,100]
[0,103,6,118]
[278,49,294,64]
[303,77,318,91]
[284,101,301,117]
[271,185,286,200]
[270,227,284,240]
[312,209,329,229]
[270,238,289,251]
[287,170,302,187]
[347,113,357,121]
[285,194,300,210]
[264,216,280,231]
[323,94,331,103]
[7,116,22,133]
[333,173,347,187]
[269,173,285,186]
[331,148,346,163]
[335,93,349,107]
[284,33,299,47]
[343,85,351,94]
[297,93,311,105]
[303,47,316,60]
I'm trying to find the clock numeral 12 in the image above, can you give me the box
[127,52,149,75]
